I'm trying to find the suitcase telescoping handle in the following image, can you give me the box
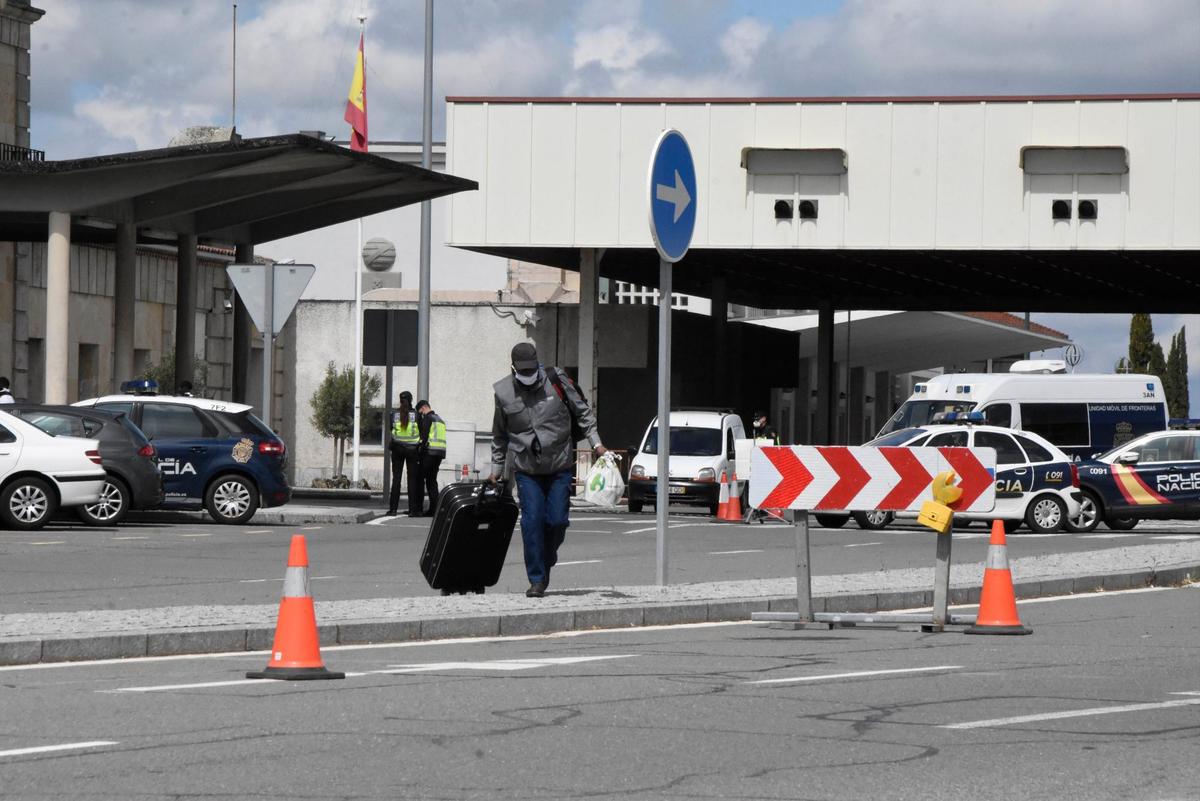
[474,479,508,508]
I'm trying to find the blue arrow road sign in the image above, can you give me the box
[648,129,697,263]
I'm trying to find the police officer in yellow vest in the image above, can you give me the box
[386,391,422,516]
[414,399,446,517]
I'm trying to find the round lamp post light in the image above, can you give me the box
[362,237,396,272]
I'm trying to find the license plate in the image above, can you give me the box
[668,486,687,495]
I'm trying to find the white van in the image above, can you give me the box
[627,410,746,514]
[877,362,1167,460]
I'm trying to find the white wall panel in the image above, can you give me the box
[935,103,986,247]
[1078,101,1127,146]
[797,175,844,247]
[1028,174,1074,248]
[889,104,938,247]
[529,105,577,245]
[752,174,797,247]
[707,105,755,245]
[799,103,846,148]
[665,105,712,247]
[1126,101,1178,247]
[1030,102,1079,145]
[844,104,893,246]
[981,103,1032,247]
[617,104,667,246]
[1076,174,1124,248]
[754,103,801,148]
[484,104,532,244]
[447,103,488,245]
[1174,102,1200,248]
[573,105,622,246]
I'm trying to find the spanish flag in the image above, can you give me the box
[344,33,367,152]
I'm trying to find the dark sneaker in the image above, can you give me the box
[525,583,546,598]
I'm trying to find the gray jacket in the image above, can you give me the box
[490,367,600,478]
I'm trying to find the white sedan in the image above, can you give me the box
[0,410,107,530]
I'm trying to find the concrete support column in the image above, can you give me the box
[112,223,136,389]
[232,243,253,403]
[45,212,71,404]
[578,248,599,414]
[873,370,893,437]
[796,357,811,444]
[174,234,198,393]
[710,274,728,406]
[815,301,835,446]
[848,366,865,445]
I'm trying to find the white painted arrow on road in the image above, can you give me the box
[656,170,692,222]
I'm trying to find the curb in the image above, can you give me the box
[129,508,379,526]
[1,564,1195,667]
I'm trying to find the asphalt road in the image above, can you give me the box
[0,586,1196,800]
[2,509,1199,614]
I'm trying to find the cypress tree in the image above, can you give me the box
[1165,332,1183,418]
[1127,313,1155,373]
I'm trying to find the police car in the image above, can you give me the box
[74,381,290,524]
[861,413,1083,533]
[1068,429,1200,532]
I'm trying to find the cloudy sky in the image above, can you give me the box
[26,0,1200,407]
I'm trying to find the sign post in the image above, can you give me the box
[647,128,697,586]
[226,263,315,430]
[748,445,997,630]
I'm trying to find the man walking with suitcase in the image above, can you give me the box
[488,342,606,598]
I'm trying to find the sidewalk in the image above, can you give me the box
[1,540,1197,666]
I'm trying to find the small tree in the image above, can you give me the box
[1127,313,1156,373]
[139,349,209,396]
[1166,327,1190,419]
[309,362,381,478]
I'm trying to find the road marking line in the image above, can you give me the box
[179,533,211,538]
[710,549,764,555]
[844,542,882,548]
[237,578,276,583]
[112,536,149,541]
[943,695,1200,729]
[0,741,117,758]
[747,665,963,686]
[624,524,692,535]
[1081,533,1139,539]
[244,530,271,534]
[312,575,339,580]
[568,529,610,534]
[106,674,369,693]
[555,560,602,566]
[301,526,323,530]
[380,655,635,673]
[25,541,64,546]
[1151,534,1200,541]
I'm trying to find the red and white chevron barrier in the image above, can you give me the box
[749,446,997,512]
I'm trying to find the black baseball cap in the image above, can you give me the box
[511,342,539,371]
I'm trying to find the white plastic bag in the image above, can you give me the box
[582,452,625,507]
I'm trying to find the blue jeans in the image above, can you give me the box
[514,470,573,586]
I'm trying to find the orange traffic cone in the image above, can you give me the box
[247,535,345,680]
[715,469,731,518]
[720,470,743,521]
[965,520,1031,635]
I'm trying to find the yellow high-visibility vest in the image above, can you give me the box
[426,417,447,456]
[392,412,419,447]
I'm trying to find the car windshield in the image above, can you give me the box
[867,428,928,447]
[878,400,977,435]
[642,426,722,456]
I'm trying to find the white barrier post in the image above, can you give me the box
[793,509,813,624]
[932,524,954,629]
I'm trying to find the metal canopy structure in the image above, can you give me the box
[0,133,476,245]
[463,245,1196,314]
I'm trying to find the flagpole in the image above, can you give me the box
[350,14,366,485]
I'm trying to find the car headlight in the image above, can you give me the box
[630,465,646,478]
[697,467,716,482]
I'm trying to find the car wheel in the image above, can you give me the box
[204,474,259,525]
[1025,494,1067,533]
[77,476,130,527]
[852,510,894,530]
[628,499,644,514]
[1003,519,1023,534]
[1,476,58,531]
[1104,516,1139,531]
[814,513,848,529]
[1066,490,1101,533]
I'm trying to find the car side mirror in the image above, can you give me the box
[1117,451,1139,465]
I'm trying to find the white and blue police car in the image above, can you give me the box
[856,412,1083,533]
[1069,429,1200,532]
[74,381,291,524]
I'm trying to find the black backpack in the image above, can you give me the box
[547,369,589,444]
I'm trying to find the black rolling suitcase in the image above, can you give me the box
[420,481,519,593]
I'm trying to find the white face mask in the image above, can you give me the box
[514,370,539,386]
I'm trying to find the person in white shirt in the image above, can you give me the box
[0,376,13,404]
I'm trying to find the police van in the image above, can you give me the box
[876,361,1167,461]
